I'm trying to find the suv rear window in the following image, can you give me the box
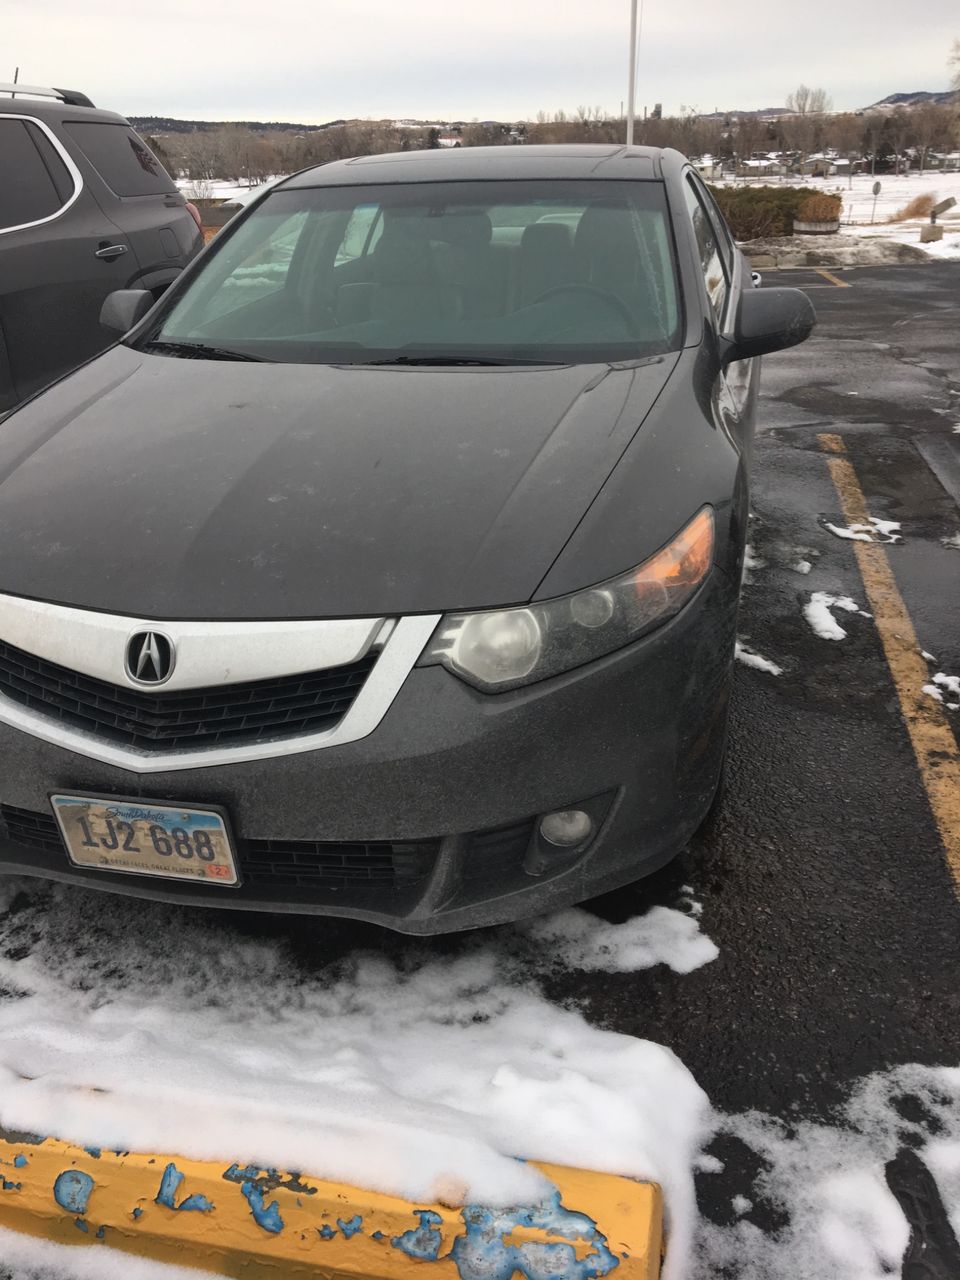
[64,122,175,196]
[0,118,67,229]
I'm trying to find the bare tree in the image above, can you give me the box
[786,84,832,115]
[886,109,911,176]
[951,39,960,91]
[911,103,954,172]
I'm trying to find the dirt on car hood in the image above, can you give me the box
[0,345,677,619]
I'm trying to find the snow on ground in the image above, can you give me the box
[520,904,719,974]
[825,518,902,545]
[0,881,714,1280]
[923,671,960,710]
[695,1064,960,1280]
[735,640,783,676]
[943,532,960,551]
[720,169,960,261]
[0,1227,222,1280]
[2,880,960,1279]
[803,593,870,641]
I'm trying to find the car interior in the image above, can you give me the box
[156,184,683,361]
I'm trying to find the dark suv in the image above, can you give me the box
[0,83,203,409]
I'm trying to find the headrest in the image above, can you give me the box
[432,212,492,246]
[574,204,637,254]
[520,223,573,254]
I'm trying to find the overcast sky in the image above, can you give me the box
[6,0,958,123]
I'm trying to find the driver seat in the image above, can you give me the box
[517,223,577,308]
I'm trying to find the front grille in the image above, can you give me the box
[0,640,376,752]
[0,804,438,892]
[0,804,63,856]
[242,835,437,890]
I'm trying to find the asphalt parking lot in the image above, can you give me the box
[1,263,958,1275]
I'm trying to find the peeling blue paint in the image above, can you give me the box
[451,1194,619,1280]
[132,1207,143,1220]
[74,1218,88,1234]
[241,1180,284,1234]
[338,1214,363,1239]
[155,1163,214,1213]
[96,1225,106,1240]
[54,1170,95,1215]
[318,1224,337,1240]
[372,1230,385,1241]
[392,1210,444,1261]
[13,1156,27,1169]
[2,1179,20,1191]
[84,1147,102,1160]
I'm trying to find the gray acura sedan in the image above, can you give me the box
[0,145,813,932]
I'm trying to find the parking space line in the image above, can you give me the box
[819,433,960,898]
[814,269,851,289]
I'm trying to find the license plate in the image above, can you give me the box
[50,794,239,886]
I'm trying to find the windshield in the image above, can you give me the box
[148,179,681,365]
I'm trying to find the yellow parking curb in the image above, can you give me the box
[0,1129,663,1278]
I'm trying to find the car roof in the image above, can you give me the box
[0,95,127,125]
[281,144,668,189]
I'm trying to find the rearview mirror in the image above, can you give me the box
[722,287,816,363]
[100,289,153,335]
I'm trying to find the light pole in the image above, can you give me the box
[626,0,638,145]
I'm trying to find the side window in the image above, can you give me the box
[691,175,735,281]
[63,123,175,196]
[335,204,382,265]
[682,176,727,321]
[25,123,75,204]
[0,119,65,230]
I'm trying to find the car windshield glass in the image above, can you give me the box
[148,179,681,365]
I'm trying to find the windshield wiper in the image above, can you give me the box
[141,340,271,363]
[354,355,565,368]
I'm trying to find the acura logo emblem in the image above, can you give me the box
[126,631,175,685]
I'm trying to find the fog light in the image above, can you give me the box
[539,809,593,848]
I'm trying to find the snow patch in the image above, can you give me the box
[696,1063,960,1280]
[942,533,960,551]
[0,1226,221,1279]
[803,593,870,641]
[825,518,901,544]
[924,672,960,710]
[0,882,711,1280]
[735,640,783,676]
[521,905,718,975]
[792,559,813,574]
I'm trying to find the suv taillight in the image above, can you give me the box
[185,201,203,231]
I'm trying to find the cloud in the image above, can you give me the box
[7,0,957,121]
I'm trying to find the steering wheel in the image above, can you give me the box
[532,283,634,328]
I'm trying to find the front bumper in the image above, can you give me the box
[0,572,737,933]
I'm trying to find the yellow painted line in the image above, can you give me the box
[814,268,851,288]
[819,433,960,896]
[0,1132,663,1278]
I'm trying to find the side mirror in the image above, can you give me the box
[722,287,816,363]
[100,289,153,334]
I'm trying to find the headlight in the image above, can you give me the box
[420,507,714,691]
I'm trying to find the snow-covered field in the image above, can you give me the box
[182,169,960,257]
[719,170,960,261]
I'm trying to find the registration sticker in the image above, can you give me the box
[50,794,239,886]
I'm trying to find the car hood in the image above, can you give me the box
[0,346,678,619]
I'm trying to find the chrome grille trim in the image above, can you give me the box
[0,595,440,772]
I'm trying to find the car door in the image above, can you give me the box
[0,114,134,407]
[680,170,757,464]
[60,120,202,295]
